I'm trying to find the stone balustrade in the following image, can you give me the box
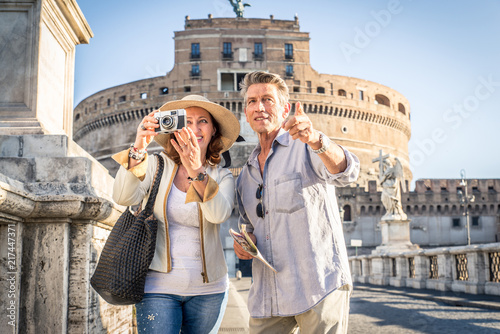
[349,243,500,296]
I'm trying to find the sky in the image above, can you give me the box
[73,0,500,187]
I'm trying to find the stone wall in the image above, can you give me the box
[349,243,500,296]
[0,135,134,333]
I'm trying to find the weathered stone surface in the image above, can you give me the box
[0,154,131,333]
[19,221,70,333]
[0,0,92,137]
[350,243,500,296]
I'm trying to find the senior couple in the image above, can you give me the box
[112,71,360,334]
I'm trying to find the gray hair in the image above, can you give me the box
[239,71,290,107]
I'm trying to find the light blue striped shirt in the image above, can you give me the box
[236,129,360,317]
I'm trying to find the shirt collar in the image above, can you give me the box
[274,128,290,147]
[247,129,290,167]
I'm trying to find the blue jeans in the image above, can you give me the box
[135,291,228,334]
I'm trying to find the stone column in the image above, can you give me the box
[370,255,391,285]
[406,251,427,289]
[0,1,135,333]
[389,256,407,287]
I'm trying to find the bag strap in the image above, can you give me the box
[143,153,164,215]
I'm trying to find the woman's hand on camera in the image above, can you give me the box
[171,127,203,172]
[135,111,159,150]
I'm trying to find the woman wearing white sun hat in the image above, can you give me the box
[111,95,240,333]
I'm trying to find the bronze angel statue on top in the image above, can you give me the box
[229,0,251,17]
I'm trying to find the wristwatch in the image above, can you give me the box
[188,172,207,183]
[311,131,331,154]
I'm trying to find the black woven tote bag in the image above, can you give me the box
[91,153,164,305]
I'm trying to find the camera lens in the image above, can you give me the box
[161,116,175,129]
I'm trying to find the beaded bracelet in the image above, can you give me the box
[129,144,146,160]
[130,144,147,154]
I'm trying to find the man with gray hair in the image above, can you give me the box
[233,71,360,333]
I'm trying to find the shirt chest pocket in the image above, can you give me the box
[273,173,304,214]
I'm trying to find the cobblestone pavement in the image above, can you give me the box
[349,287,500,334]
[221,279,500,333]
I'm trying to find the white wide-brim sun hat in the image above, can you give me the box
[154,95,240,153]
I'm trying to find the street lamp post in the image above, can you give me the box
[457,169,475,245]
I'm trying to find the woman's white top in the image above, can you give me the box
[144,183,228,295]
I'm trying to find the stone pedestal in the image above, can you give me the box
[0,0,92,137]
[372,219,419,255]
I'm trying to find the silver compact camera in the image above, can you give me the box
[154,109,186,133]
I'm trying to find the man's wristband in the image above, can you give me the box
[310,131,331,154]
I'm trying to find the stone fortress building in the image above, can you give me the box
[73,15,412,188]
[73,13,500,253]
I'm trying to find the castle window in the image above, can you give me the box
[191,43,201,59]
[191,64,200,77]
[398,103,406,114]
[359,90,364,100]
[220,72,247,91]
[452,218,461,227]
[94,103,97,110]
[160,87,169,95]
[285,65,294,77]
[338,89,346,97]
[317,87,325,94]
[285,43,293,60]
[222,42,233,59]
[75,114,80,121]
[472,216,480,227]
[107,99,111,106]
[343,205,352,221]
[293,80,300,93]
[375,94,390,107]
[253,42,263,60]
[119,95,126,103]
[184,86,191,92]
[140,93,147,99]
[221,73,234,91]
